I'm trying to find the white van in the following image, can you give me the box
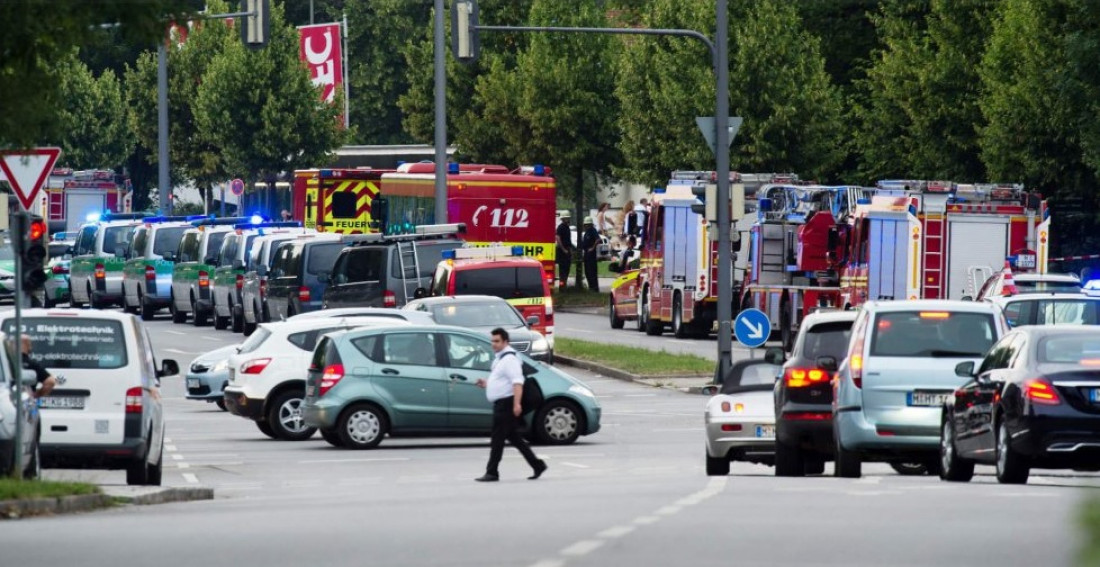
[1,309,179,485]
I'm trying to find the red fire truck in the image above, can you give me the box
[33,169,132,232]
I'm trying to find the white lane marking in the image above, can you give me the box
[596,525,635,539]
[528,561,565,567]
[165,444,178,452]
[201,336,223,342]
[182,473,199,483]
[171,454,184,461]
[164,349,197,355]
[560,540,603,557]
[164,330,186,336]
[632,516,660,525]
[561,462,590,469]
[177,463,190,469]
[164,438,172,443]
[622,394,657,398]
[656,505,682,516]
[298,457,410,464]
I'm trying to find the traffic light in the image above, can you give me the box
[451,0,480,64]
[240,0,270,49]
[691,183,718,221]
[22,215,48,291]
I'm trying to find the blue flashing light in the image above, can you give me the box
[86,212,101,222]
[533,164,545,176]
[250,214,264,225]
[856,198,871,205]
[447,162,460,174]
[185,214,208,221]
[759,198,773,212]
[441,249,457,260]
[511,246,524,256]
[319,169,333,178]
[1083,280,1100,297]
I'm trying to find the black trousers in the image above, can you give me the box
[485,397,540,475]
[583,252,599,291]
[556,250,572,284]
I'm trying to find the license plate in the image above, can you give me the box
[755,424,775,438]
[40,396,85,410]
[1089,389,1100,403]
[187,379,200,389]
[908,392,950,407]
[305,385,315,397]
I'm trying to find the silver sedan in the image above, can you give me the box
[704,358,782,476]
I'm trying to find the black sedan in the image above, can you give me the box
[940,326,1100,484]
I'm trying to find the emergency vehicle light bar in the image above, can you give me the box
[190,216,252,227]
[415,223,467,236]
[441,245,523,261]
[143,215,196,224]
[232,221,302,230]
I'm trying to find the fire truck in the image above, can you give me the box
[32,169,132,232]
[740,179,1049,349]
[291,163,558,281]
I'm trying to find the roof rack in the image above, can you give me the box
[232,221,302,230]
[345,223,467,246]
[190,216,251,227]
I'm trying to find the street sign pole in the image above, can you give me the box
[8,213,25,479]
[714,0,733,382]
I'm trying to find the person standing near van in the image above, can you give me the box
[581,216,600,292]
[475,328,547,482]
[555,214,573,290]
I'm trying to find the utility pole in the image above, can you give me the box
[432,0,448,224]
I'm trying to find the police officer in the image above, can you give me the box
[555,213,573,290]
[581,216,600,292]
[475,328,547,482]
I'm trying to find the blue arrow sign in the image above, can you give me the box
[734,308,771,348]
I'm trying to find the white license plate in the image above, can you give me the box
[909,392,950,407]
[305,385,315,397]
[1089,389,1100,403]
[40,396,85,410]
[755,425,775,438]
[187,379,200,389]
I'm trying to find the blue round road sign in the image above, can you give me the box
[230,178,245,196]
[734,308,771,349]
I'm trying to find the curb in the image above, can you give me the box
[554,354,709,394]
[0,486,215,520]
[111,486,215,506]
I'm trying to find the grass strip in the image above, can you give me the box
[552,287,606,308]
[556,337,714,376]
[0,478,100,501]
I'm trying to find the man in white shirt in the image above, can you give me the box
[474,328,547,482]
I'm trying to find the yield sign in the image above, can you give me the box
[0,147,61,210]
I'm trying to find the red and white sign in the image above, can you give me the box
[0,148,61,210]
[298,23,344,105]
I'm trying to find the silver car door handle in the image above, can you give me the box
[450,374,467,381]
[381,368,399,375]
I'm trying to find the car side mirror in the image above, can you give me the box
[232,259,244,270]
[960,295,973,301]
[159,359,180,377]
[954,361,976,378]
[816,355,838,372]
[700,385,718,396]
[526,315,539,327]
[764,347,785,365]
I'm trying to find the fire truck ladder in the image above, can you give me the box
[396,241,421,304]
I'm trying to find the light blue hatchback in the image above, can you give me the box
[302,324,601,449]
[833,300,1008,478]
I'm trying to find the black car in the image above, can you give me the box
[941,326,1100,484]
[773,310,856,477]
[265,235,347,320]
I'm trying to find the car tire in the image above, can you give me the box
[213,303,229,330]
[266,390,317,441]
[803,458,826,476]
[889,462,929,476]
[89,284,105,310]
[995,420,1029,484]
[534,399,583,445]
[146,442,163,486]
[774,439,805,477]
[337,403,388,449]
[834,427,862,478]
[44,296,56,308]
[170,294,187,323]
[243,317,257,336]
[23,436,40,480]
[231,303,244,333]
[256,420,277,439]
[609,294,624,329]
[642,288,662,336]
[215,399,227,411]
[140,292,156,321]
[126,451,150,485]
[192,297,209,327]
[705,451,730,476]
[672,293,690,339]
[320,428,343,448]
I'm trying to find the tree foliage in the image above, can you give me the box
[53,52,132,170]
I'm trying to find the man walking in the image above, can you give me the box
[555,213,573,290]
[581,216,600,292]
[475,328,547,482]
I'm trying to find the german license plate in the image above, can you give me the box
[908,392,950,407]
[40,396,85,410]
[305,384,315,397]
[1089,389,1100,403]
[755,424,775,438]
[187,379,200,389]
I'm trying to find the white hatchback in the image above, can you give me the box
[1,309,179,485]
[223,317,412,440]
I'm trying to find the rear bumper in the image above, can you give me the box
[302,399,341,429]
[1010,416,1100,467]
[224,389,265,421]
[41,439,147,469]
[835,407,940,457]
[776,403,834,454]
[705,416,775,462]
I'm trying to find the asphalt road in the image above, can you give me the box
[1,310,1097,567]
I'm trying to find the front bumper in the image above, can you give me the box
[223,387,265,420]
[186,370,229,402]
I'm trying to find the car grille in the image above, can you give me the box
[189,384,212,396]
[190,363,210,374]
[512,341,530,352]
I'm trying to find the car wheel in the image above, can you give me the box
[44,296,56,308]
[705,450,730,476]
[170,294,187,323]
[215,399,227,411]
[213,300,229,330]
[803,458,826,476]
[609,294,624,329]
[267,391,317,441]
[672,293,690,339]
[243,317,257,336]
[231,303,244,333]
[534,399,582,445]
[140,292,156,321]
[89,284,105,309]
[192,297,208,327]
[995,420,1029,484]
[774,438,805,477]
[643,288,662,336]
[23,436,40,480]
[146,442,163,486]
[320,428,343,448]
[889,462,928,476]
[261,302,271,323]
[256,420,277,439]
[337,403,388,449]
[126,447,150,485]
[939,419,975,482]
[834,426,862,478]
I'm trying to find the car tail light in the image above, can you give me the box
[850,355,863,389]
[236,274,244,290]
[125,387,143,413]
[319,363,344,396]
[145,265,156,281]
[95,263,105,279]
[783,411,831,421]
[298,286,311,302]
[720,424,742,432]
[241,358,271,374]
[199,270,209,288]
[785,368,828,388]
[718,401,744,413]
[259,279,267,298]
[1025,379,1061,405]
[383,290,396,308]
[52,264,68,275]
[545,295,553,316]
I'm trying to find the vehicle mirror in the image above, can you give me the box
[960,295,973,301]
[414,287,428,299]
[763,347,785,365]
[526,315,539,327]
[954,361,975,378]
[827,228,839,251]
[700,385,718,396]
[159,359,180,377]
[20,370,37,387]
[816,355,838,372]
[232,259,244,270]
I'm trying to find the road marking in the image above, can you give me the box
[656,505,682,516]
[632,516,660,525]
[177,463,190,469]
[182,473,199,483]
[560,540,603,557]
[201,336,223,342]
[164,349,197,355]
[298,457,410,464]
[528,561,565,567]
[596,525,635,539]
[171,454,184,461]
[165,444,177,452]
[561,462,589,469]
[164,330,186,336]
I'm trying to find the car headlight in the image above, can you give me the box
[568,384,595,398]
[212,359,229,373]
[531,334,549,354]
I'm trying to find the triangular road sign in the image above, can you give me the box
[0,147,61,211]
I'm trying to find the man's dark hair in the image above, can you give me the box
[491,327,510,342]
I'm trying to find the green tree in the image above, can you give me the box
[0,0,200,148]
[53,53,133,170]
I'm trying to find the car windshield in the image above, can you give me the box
[1019,281,1081,293]
[1038,335,1100,363]
[205,232,228,260]
[153,226,189,257]
[4,318,127,369]
[737,363,779,387]
[802,321,852,359]
[870,311,996,357]
[429,302,525,327]
[452,266,544,299]
[1004,298,1100,326]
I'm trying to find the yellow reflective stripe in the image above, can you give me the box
[465,241,555,262]
[507,297,546,306]
[610,270,639,291]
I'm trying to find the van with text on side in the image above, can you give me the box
[241,234,304,335]
[121,216,199,320]
[68,212,152,310]
[211,221,303,332]
[169,217,250,326]
[430,245,555,349]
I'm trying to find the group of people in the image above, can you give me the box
[554,198,651,292]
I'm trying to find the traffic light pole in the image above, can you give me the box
[10,212,25,479]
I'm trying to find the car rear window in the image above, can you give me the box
[7,318,128,369]
[153,226,188,257]
[802,321,852,360]
[338,248,386,283]
[870,311,996,357]
[239,327,271,354]
[1019,281,1081,293]
[287,327,344,351]
[307,242,345,275]
[1038,335,1100,363]
[103,226,132,255]
[205,232,228,261]
[453,266,544,299]
[1004,298,1100,326]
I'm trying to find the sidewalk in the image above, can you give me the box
[0,485,213,520]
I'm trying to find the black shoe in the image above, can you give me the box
[528,460,548,480]
[475,474,499,482]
